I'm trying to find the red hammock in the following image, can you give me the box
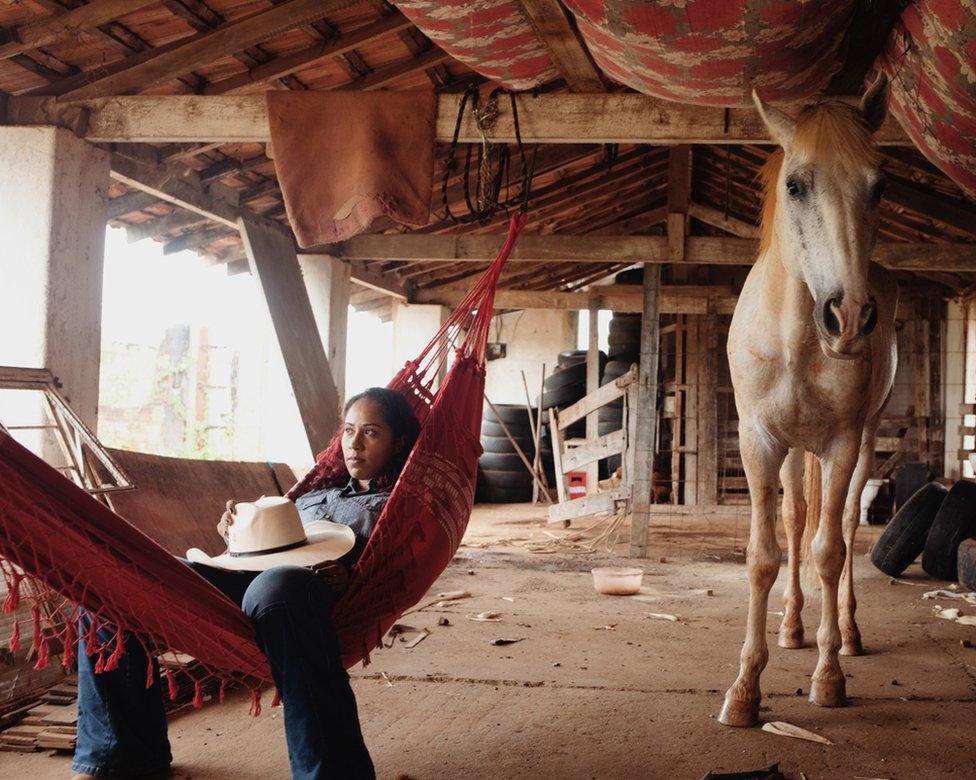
[0,212,526,710]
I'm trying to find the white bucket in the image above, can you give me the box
[859,478,885,525]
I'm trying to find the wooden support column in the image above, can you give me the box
[630,265,662,558]
[0,127,109,449]
[683,317,700,504]
[667,145,692,265]
[697,311,719,505]
[239,218,341,456]
[912,299,931,468]
[586,303,600,491]
[944,299,966,480]
[298,255,350,407]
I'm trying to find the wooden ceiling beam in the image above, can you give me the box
[7,93,913,145]
[204,12,414,95]
[515,0,604,92]
[0,0,158,61]
[687,201,759,238]
[332,232,976,272]
[47,0,349,100]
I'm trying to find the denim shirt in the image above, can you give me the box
[293,479,388,565]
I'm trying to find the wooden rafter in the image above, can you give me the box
[0,0,158,61]
[515,0,604,92]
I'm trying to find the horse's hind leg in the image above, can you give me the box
[839,426,876,656]
[719,423,786,727]
[778,448,806,649]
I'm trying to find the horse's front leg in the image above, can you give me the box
[719,423,786,727]
[810,433,860,707]
[778,447,806,649]
[838,427,876,656]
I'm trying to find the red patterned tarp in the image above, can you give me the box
[394,1,557,90]
[877,0,976,198]
[562,0,852,105]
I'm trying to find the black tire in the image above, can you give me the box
[608,332,640,351]
[609,317,642,337]
[895,463,929,511]
[478,452,530,472]
[481,434,535,455]
[557,350,587,368]
[598,420,620,436]
[483,403,534,427]
[958,538,976,590]
[602,360,633,381]
[481,420,531,439]
[477,467,532,489]
[871,482,948,577]
[615,268,644,285]
[922,480,976,581]
[540,381,586,410]
[598,406,624,424]
[477,483,534,504]
[609,348,640,362]
[545,361,589,390]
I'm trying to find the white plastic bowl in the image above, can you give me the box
[591,567,644,595]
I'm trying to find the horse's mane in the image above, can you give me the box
[758,100,880,256]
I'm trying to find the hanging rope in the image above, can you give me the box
[441,87,533,224]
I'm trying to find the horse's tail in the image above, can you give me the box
[801,452,822,591]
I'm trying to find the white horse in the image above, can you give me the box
[719,77,898,727]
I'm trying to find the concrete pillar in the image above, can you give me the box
[391,301,448,382]
[298,255,350,405]
[0,127,109,433]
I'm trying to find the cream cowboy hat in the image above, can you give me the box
[186,496,355,572]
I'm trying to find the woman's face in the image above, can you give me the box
[342,398,399,486]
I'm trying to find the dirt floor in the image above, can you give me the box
[3,504,975,779]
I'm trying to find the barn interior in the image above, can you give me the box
[0,1,975,778]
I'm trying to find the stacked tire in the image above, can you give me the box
[477,404,535,503]
[601,268,644,474]
[538,349,607,442]
[871,479,976,582]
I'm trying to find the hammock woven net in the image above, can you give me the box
[0,212,526,711]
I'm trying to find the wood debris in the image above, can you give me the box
[646,612,680,622]
[466,611,503,622]
[761,721,833,745]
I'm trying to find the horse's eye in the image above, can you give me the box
[785,177,806,198]
[871,177,886,203]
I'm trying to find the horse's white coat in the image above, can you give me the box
[718,78,898,727]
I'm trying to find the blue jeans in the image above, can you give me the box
[73,562,375,779]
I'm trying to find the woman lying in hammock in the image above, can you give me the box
[72,388,421,780]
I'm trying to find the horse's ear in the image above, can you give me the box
[752,89,796,149]
[859,73,889,133]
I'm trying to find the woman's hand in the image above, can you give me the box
[311,561,349,594]
[216,499,236,542]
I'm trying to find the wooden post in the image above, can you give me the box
[912,299,931,467]
[298,254,350,407]
[586,303,600,492]
[683,316,700,504]
[239,218,341,456]
[697,311,719,504]
[629,265,661,558]
[667,145,691,264]
[671,315,684,502]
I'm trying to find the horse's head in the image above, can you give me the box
[753,76,889,358]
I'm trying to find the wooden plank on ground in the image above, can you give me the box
[547,488,629,524]
[239,217,341,456]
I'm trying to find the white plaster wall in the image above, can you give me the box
[484,310,578,406]
[391,301,447,376]
[0,127,108,432]
[943,299,965,480]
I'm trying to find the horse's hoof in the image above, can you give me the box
[840,639,864,657]
[778,626,804,649]
[809,678,847,707]
[718,695,760,727]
